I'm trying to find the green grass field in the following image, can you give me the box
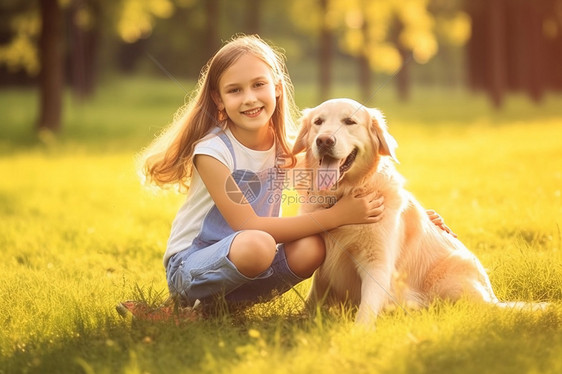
[1,78,562,373]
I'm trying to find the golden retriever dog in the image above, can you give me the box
[293,98,514,324]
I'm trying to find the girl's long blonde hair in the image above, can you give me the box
[140,34,299,191]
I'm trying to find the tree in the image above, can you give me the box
[245,0,261,34]
[0,1,40,85]
[205,0,220,57]
[487,0,508,107]
[288,0,335,101]
[333,0,438,102]
[318,0,333,101]
[2,0,177,132]
[391,17,410,101]
[357,17,372,102]
[38,0,63,132]
[68,0,101,100]
[466,0,560,107]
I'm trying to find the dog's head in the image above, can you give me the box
[292,98,398,190]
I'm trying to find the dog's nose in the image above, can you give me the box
[316,134,336,149]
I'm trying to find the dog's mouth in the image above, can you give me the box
[318,148,358,190]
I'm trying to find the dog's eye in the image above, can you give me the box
[313,118,324,126]
[343,118,357,125]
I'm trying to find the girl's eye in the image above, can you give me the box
[255,81,266,88]
[313,118,324,126]
[227,88,240,94]
[343,118,356,125]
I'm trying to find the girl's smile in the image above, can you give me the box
[241,107,264,117]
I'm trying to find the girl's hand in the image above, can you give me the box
[331,191,384,226]
[427,210,457,238]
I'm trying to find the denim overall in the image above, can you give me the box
[166,128,303,305]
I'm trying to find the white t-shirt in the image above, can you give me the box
[163,128,277,266]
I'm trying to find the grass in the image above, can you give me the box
[1,76,562,373]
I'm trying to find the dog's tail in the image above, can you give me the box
[494,301,549,311]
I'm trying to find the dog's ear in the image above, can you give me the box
[292,108,312,155]
[368,108,399,163]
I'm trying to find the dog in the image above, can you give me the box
[292,98,515,324]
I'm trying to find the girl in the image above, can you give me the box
[129,35,453,317]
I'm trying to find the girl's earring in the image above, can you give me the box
[218,109,228,122]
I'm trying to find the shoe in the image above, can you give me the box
[116,299,201,323]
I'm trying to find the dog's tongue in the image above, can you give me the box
[318,156,340,190]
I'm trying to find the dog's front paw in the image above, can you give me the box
[355,304,380,325]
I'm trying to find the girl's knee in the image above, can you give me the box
[305,234,326,266]
[286,234,326,278]
[229,230,276,278]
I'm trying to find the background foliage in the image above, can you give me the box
[2,0,561,131]
[1,1,562,373]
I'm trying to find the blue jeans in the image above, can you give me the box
[166,231,304,306]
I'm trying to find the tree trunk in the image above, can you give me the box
[466,0,557,105]
[487,0,507,108]
[396,46,410,101]
[466,1,485,92]
[117,39,147,73]
[38,0,64,132]
[205,0,220,58]
[505,0,526,92]
[69,0,99,100]
[246,0,260,35]
[521,0,544,102]
[318,0,332,102]
[358,55,371,103]
[358,18,372,103]
[545,0,562,90]
[390,16,410,101]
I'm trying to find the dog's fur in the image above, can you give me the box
[292,98,503,324]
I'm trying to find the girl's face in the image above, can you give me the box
[214,53,281,134]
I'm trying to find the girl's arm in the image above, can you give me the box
[195,155,384,244]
